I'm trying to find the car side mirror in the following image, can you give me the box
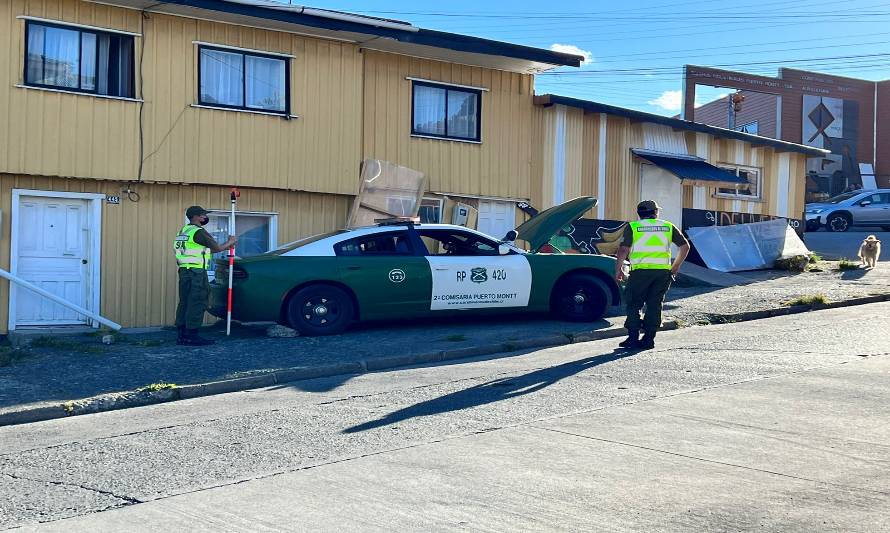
[860,201,872,207]
[498,244,511,255]
[503,230,518,242]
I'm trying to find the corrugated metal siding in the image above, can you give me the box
[642,123,687,154]
[0,175,352,332]
[603,116,644,220]
[1,1,363,195]
[362,50,536,200]
[580,112,600,215]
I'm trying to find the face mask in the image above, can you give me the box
[199,216,209,226]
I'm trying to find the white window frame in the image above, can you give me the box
[196,210,278,281]
[715,164,763,201]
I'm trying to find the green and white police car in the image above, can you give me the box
[210,197,621,335]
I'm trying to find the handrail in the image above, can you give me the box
[0,268,122,331]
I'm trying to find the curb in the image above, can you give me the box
[2,294,888,427]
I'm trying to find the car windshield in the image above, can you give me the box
[825,191,861,204]
[267,230,347,255]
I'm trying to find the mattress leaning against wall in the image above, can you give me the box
[686,219,810,272]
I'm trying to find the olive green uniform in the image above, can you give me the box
[173,225,218,330]
[620,221,688,335]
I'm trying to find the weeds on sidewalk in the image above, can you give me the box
[785,294,828,307]
[837,258,860,271]
[0,346,29,367]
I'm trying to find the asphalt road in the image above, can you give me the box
[805,228,888,261]
[2,304,889,531]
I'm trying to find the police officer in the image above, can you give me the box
[173,206,236,346]
[614,200,690,350]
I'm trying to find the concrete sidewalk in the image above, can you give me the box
[22,330,890,531]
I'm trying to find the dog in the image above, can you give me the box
[858,235,881,269]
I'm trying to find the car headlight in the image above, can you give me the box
[806,208,824,214]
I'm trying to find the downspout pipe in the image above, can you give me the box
[0,268,122,331]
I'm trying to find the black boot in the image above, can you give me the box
[176,326,187,345]
[640,332,656,350]
[185,329,214,346]
[619,330,641,349]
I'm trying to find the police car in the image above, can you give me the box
[210,197,620,335]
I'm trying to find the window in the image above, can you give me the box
[25,21,135,97]
[204,212,278,279]
[199,45,289,114]
[735,121,759,135]
[335,232,414,256]
[717,165,762,199]
[859,193,889,205]
[412,81,481,142]
[417,229,500,257]
[418,198,443,223]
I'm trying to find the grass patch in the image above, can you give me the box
[134,339,164,347]
[785,294,829,307]
[442,334,467,342]
[0,346,30,367]
[837,258,860,271]
[137,382,178,393]
[29,336,104,354]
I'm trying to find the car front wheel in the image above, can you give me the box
[826,213,851,232]
[286,284,354,336]
[551,275,611,322]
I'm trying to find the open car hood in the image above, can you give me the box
[514,196,598,251]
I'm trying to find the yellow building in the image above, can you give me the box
[0,0,580,333]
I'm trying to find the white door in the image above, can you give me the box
[640,164,684,229]
[477,200,516,241]
[15,197,92,326]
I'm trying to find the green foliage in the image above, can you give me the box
[137,382,178,392]
[785,294,828,307]
[837,258,860,271]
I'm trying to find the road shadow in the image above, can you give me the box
[342,348,636,434]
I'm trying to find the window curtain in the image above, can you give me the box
[97,34,111,95]
[413,85,446,135]
[245,55,285,112]
[447,91,478,139]
[200,49,244,106]
[28,25,80,88]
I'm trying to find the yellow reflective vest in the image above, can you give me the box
[173,224,211,270]
[629,219,672,270]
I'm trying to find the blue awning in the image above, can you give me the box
[632,149,752,188]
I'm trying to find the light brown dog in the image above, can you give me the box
[858,235,881,269]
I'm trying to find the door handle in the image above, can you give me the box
[346,265,361,270]
[434,267,449,271]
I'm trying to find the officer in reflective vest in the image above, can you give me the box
[614,200,690,350]
[173,206,236,346]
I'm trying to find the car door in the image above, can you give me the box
[415,228,532,312]
[852,193,888,224]
[336,229,431,320]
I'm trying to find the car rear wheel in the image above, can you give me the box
[827,213,851,232]
[286,284,354,336]
[551,275,611,322]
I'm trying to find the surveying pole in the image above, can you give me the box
[226,187,240,336]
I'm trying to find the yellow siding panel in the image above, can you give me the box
[0,175,352,333]
[362,51,535,200]
[1,1,363,195]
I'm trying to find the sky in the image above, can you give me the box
[282,0,890,116]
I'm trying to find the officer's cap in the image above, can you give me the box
[185,205,208,218]
[637,200,660,213]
